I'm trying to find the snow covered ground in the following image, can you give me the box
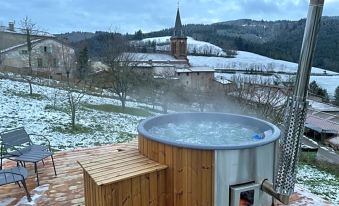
[189,51,338,75]
[215,72,339,97]
[0,78,154,150]
[141,36,338,96]
[297,164,339,205]
[142,36,226,56]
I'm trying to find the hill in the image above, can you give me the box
[144,16,339,73]
[141,36,227,56]
[58,17,339,73]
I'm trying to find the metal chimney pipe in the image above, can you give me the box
[274,0,324,197]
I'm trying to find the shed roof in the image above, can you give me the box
[305,114,339,134]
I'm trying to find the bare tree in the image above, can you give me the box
[21,16,37,95]
[227,74,291,123]
[64,85,85,129]
[153,70,179,113]
[101,32,137,110]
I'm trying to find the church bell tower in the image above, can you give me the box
[170,7,187,60]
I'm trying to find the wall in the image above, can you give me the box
[0,31,41,51]
[177,71,214,92]
[1,39,75,77]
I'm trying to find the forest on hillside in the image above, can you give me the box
[58,17,339,73]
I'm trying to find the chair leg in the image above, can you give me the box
[34,162,40,186]
[0,157,2,170]
[42,159,45,166]
[51,155,57,176]
[21,180,32,202]
[16,181,22,188]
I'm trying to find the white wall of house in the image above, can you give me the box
[1,39,75,76]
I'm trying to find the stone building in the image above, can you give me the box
[0,22,75,78]
[176,67,215,91]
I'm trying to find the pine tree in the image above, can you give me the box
[77,47,89,80]
[334,86,339,106]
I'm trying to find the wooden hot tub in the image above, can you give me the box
[137,112,281,206]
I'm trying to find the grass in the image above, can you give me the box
[299,151,339,177]
[44,104,68,113]
[83,103,153,117]
[298,151,339,203]
[51,124,94,134]
[138,105,165,114]
[5,89,46,100]
[116,131,136,143]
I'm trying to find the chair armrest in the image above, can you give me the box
[28,134,52,151]
[1,171,25,179]
[0,143,23,156]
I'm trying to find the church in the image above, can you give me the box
[132,7,216,93]
[170,8,188,60]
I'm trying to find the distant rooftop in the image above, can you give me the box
[176,66,215,73]
[308,100,339,113]
[0,25,54,37]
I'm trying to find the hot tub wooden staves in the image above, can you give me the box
[138,135,215,206]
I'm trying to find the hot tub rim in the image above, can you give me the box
[137,112,281,150]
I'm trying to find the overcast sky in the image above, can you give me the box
[0,0,338,34]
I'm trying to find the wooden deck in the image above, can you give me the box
[0,140,138,206]
[0,139,334,206]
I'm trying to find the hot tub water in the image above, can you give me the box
[148,120,267,146]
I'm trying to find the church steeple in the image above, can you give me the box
[173,8,184,37]
[170,6,187,60]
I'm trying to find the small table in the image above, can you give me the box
[78,148,168,206]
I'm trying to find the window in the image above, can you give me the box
[37,58,43,68]
[197,72,200,75]
[53,58,57,67]
[186,72,189,76]
[178,73,180,76]
[20,50,28,55]
[44,46,47,52]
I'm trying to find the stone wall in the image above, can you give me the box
[177,71,214,92]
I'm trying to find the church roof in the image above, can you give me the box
[173,8,185,37]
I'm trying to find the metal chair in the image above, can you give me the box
[0,127,57,186]
[0,166,31,202]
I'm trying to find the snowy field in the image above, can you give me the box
[189,51,338,75]
[0,78,155,150]
[215,72,339,97]
[142,36,226,56]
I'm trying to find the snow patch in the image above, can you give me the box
[15,184,49,206]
